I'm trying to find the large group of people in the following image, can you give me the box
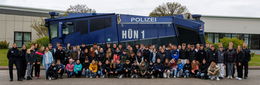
[7,42,251,81]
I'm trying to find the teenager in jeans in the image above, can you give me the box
[26,47,36,80]
[225,42,236,79]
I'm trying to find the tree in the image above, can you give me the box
[66,4,96,13]
[149,2,189,17]
[31,18,48,38]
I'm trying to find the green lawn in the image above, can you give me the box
[0,49,8,66]
[249,54,260,66]
[0,49,259,66]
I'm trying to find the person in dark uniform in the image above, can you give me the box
[242,43,251,79]
[20,45,27,80]
[7,43,22,81]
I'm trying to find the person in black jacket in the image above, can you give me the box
[123,60,132,78]
[217,45,225,78]
[26,46,36,80]
[7,43,22,81]
[54,45,66,64]
[242,43,251,79]
[199,59,209,79]
[207,45,217,63]
[197,45,207,63]
[225,42,236,79]
[183,60,191,78]
[20,45,27,79]
[188,45,197,62]
[153,58,164,78]
[179,43,187,64]
[236,46,244,80]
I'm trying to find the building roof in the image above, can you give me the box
[0,4,65,17]
[202,15,260,20]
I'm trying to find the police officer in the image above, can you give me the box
[7,43,22,81]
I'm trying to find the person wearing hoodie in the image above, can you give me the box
[89,60,98,78]
[236,46,245,80]
[171,45,179,61]
[176,59,184,78]
[42,47,54,80]
[188,45,197,62]
[216,45,225,79]
[208,61,220,80]
[74,60,83,78]
[66,59,74,78]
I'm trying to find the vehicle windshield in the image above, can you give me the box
[50,23,58,39]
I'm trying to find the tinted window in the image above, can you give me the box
[75,20,88,34]
[90,17,112,32]
[50,23,58,39]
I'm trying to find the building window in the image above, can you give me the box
[14,32,31,47]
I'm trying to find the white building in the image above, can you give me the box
[201,16,260,50]
[0,5,63,47]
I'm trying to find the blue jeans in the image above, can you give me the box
[67,71,73,77]
[44,63,51,79]
[90,71,97,78]
[98,70,104,77]
[85,69,91,77]
[184,70,190,77]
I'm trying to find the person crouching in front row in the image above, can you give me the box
[74,60,83,78]
[207,61,220,80]
[66,59,74,78]
[47,62,58,80]
[89,60,98,78]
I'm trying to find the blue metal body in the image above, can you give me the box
[45,13,205,46]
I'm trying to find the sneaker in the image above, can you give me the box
[90,76,93,78]
[131,75,134,78]
[118,75,123,79]
[48,77,52,80]
[216,77,220,81]
[211,77,214,80]
[237,78,242,80]
[174,76,176,78]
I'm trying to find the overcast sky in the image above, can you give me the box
[1,0,260,17]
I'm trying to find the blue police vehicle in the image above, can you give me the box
[45,12,205,46]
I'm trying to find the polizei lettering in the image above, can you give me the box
[130,17,157,22]
[122,29,145,39]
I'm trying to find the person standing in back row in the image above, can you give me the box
[7,43,22,81]
[242,43,251,79]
